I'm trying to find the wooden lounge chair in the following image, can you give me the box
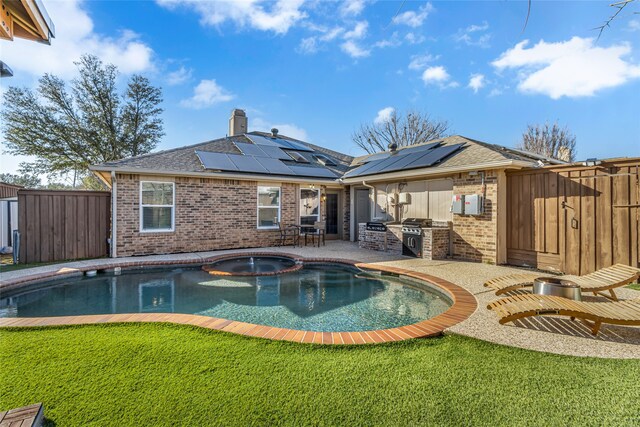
[483,264,640,301]
[487,294,640,335]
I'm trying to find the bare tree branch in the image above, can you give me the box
[517,122,577,162]
[352,110,451,154]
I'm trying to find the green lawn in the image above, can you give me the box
[1,324,639,426]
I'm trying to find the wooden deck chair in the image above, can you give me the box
[484,264,640,301]
[487,294,640,335]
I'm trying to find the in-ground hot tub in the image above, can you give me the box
[202,255,301,276]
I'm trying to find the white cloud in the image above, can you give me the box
[627,19,640,32]
[298,37,319,54]
[492,36,640,99]
[341,40,370,58]
[340,0,366,17]
[405,32,426,45]
[468,74,485,93]
[422,66,458,88]
[166,66,192,85]
[344,21,368,40]
[297,25,344,54]
[340,21,370,58]
[454,21,491,48]
[180,79,235,109]
[1,0,154,78]
[251,118,309,141]
[374,32,401,49]
[156,0,306,34]
[408,53,437,70]
[374,107,395,124]
[392,3,433,28]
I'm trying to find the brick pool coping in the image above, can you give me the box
[0,253,477,344]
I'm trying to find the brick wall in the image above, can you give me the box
[115,174,298,257]
[451,171,498,263]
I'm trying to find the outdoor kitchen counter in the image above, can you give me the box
[357,223,451,260]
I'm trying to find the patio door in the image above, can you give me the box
[325,191,341,239]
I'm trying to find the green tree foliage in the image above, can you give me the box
[0,173,41,188]
[1,54,164,184]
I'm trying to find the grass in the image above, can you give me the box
[1,324,639,426]
[627,283,640,291]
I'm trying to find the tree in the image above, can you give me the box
[1,54,164,186]
[0,173,41,188]
[352,110,451,154]
[518,122,577,162]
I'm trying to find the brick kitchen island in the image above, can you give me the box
[357,222,451,260]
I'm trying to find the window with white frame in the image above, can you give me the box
[257,186,280,229]
[140,181,175,232]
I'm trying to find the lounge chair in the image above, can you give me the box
[483,264,640,301]
[487,294,640,335]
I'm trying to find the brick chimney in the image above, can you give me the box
[229,109,247,136]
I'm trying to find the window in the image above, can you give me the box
[140,181,174,232]
[257,186,280,229]
[300,188,320,226]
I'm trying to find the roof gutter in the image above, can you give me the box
[89,166,344,187]
[342,159,535,184]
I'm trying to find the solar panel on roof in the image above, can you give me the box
[396,141,442,155]
[343,160,383,178]
[403,144,464,170]
[287,151,310,163]
[227,154,268,173]
[245,134,280,147]
[359,152,390,164]
[343,144,465,178]
[258,145,291,160]
[196,151,238,171]
[254,157,295,175]
[359,153,411,175]
[288,166,338,178]
[313,154,337,167]
[280,139,313,152]
[233,142,266,157]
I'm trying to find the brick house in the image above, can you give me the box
[90,110,558,263]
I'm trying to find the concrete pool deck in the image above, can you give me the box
[1,241,639,358]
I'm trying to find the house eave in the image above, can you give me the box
[340,160,536,184]
[89,166,344,186]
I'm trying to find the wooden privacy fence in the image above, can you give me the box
[18,190,111,263]
[507,159,639,275]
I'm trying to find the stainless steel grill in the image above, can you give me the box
[401,218,432,236]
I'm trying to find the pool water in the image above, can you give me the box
[0,264,452,332]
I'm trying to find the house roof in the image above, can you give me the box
[91,131,353,181]
[342,135,563,182]
[91,133,562,185]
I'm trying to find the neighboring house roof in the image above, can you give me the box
[91,132,353,182]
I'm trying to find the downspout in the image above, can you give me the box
[362,180,375,220]
[111,171,117,258]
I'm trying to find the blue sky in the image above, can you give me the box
[1,0,639,176]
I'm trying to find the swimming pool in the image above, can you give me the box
[0,263,452,332]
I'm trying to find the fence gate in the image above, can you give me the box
[506,159,639,275]
[18,190,111,263]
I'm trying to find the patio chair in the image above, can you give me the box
[276,223,299,247]
[299,221,326,247]
[487,294,640,335]
[483,264,640,301]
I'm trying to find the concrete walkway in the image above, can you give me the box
[2,241,639,358]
